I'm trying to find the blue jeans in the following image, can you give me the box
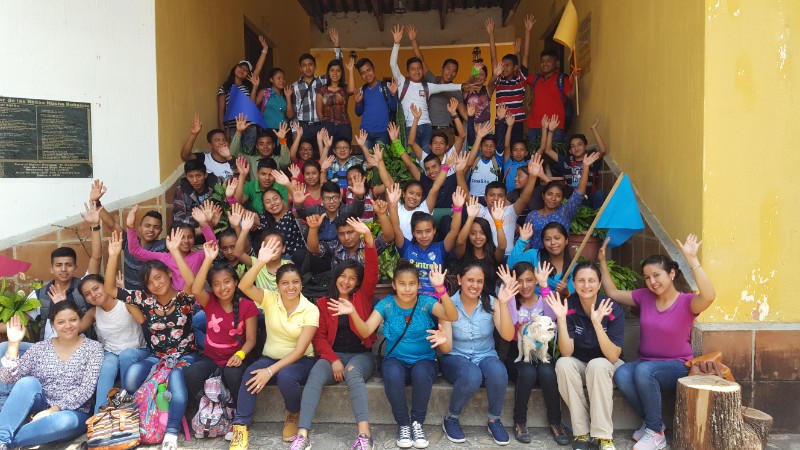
[527,127,565,147]
[94,347,151,413]
[0,376,90,447]
[382,357,437,426]
[613,360,689,431]
[585,189,607,209]
[193,309,207,350]
[440,354,508,420]
[407,123,432,155]
[0,341,33,409]
[123,353,198,435]
[322,121,353,144]
[234,356,316,426]
[364,130,390,150]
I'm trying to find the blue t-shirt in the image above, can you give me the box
[506,238,576,294]
[357,83,396,132]
[376,294,438,364]
[449,291,497,363]
[503,159,527,193]
[400,239,447,295]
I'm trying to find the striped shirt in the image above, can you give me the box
[291,48,343,123]
[494,66,529,122]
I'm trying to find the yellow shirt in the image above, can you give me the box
[258,290,319,359]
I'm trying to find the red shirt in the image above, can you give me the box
[526,71,572,129]
[203,294,260,367]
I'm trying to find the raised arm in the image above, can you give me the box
[181,114,202,162]
[374,138,398,188]
[166,228,195,295]
[406,25,430,75]
[677,234,716,314]
[330,301,384,339]
[90,179,122,233]
[386,183,405,250]
[589,299,623,363]
[104,231,124,297]
[576,151,601,195]
[80,201,102,275]
[289,123,303,162]
[447,98,467,151]
[372,199,395,245]
[545,293,574,357]
[597,239,635,306]
[485,18,498,70]
[442,186,466,252]
[490,200,508,261]
[539,115,560,161]
[521,14,536,69]
[238,237,282,302]
[190,242,218,307]
[512,155,544,216]
[232,209,256,267]
[252,36,269,87]
[466,121,492,168]
[456,197,481,259]
[429,265,459,321]
[305,214,324,255]
[408,104,425,161]
[389,25,405,81]
[589,117,608,157]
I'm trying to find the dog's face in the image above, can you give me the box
[530,315,556,343]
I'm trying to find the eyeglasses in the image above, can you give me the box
[322,196,341,203]
[334,146,350,150]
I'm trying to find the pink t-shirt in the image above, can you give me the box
[632,289,698,361]
[203,294,260,367]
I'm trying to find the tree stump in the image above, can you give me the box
[742,407,774,450]
[673,375,769,450]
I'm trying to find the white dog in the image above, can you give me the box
[514,315,557,364]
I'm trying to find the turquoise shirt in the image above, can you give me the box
[448,291,498,363]
[376,295,438,364]
[506,238,576,295]
[262,88,288,130]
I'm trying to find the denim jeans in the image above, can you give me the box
[382,357,437,426]
[613,359,689,431]
[123,353,198,434]
[0,376,90,447]
[299,352,374,430]
[440,354,508,420]
[407,123,432,155]
[193,309,207,350]
[585,189,607,209]
[95,347,151,413]
[506,352,562,426]
[234,356,316,426]
[0,341,33,409]
[364,131,390,150]
[184,356,247,405]
[225,122,257,153]
[527,127,565,147]
[322,122,353,144]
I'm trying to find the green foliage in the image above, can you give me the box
[378,246,401,284]
[0,275,43,339]
[209,182,231,233]
[527,138,568,158]
[569,205,607,239]
[604,259,642,291]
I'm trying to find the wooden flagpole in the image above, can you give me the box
[572,48,580,116]
[563,172,627,279]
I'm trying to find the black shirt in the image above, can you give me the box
[565,294,625,363]
[332,314,368,353]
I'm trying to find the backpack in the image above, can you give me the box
[191,371,236,438]
[361,80,397,122]
[84,388,140,450]
[135,358,188,444]
[532,72,575,131]
[399,78,430,102]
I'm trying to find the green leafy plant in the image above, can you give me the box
[569,205,607,239]
[208,182,230,233]
[0,274,42,339]
[604,259,642,291]
[378,246,400,284]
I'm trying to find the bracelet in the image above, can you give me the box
[90,225,101,232]
[261,49,268,54]
[471,66,480,77]
[234,350,246,360]
[433,289,447,301]
[441,165,450,172]
[291,177,299,181]
[540,287,552,297]
[266,366,274,376]
[94,200,102,207]
[452,205,463,213]
[279,138,287,146]
[451,114,459,120]
[690,264,702,270]
[226,196,236,204]
[494,220,503,228]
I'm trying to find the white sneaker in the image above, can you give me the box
[633,429,667,450]
[396,425,413,448]
[632,422,647,441]
[411,421,429,449]
[225,430,234,441]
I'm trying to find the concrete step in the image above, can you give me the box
[253,375,673,429]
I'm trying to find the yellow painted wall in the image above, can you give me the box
[155,0,311,180]
[701,0,800,322]
[313,44,514,133]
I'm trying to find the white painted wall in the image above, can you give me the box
[0,0,159,242]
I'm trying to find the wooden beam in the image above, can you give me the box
[370,0,384,31]
[354,0,361,13]
[426,0,433,10]
[297,0,326,32]
[413,0,420,12]
[440,0,447,29]
[501,0,522,27]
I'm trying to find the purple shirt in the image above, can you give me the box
[126,226,217,290]
[508,296,556,340]
[632,289,697,361]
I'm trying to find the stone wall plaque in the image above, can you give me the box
[0,96,92,178]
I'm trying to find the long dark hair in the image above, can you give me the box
[538,222,571,277]
[77,274,105,297]
[325,260,365,299]
[463,217,499,268]
[221,62,253,95]
[458,260,493,313]
[208,262,246,336]
[641,254,690,292]
[140,260,173,296]
[410,212,435,246]
[511,261,536,311]
[325,59,346,88]
[49,299,83,322]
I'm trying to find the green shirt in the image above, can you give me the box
[230,132,291,180]
[251,256,291,294]
[243,179,289,214]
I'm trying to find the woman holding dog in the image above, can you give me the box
[497,262,572,445]
[600,234,715,450]
[546,262,625,450]
[435,261,517,445]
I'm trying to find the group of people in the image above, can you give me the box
[0,16,716,450]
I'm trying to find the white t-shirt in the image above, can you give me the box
[419,146,458,176]
[198,152,234,181]
[396,203,431,241]
[478,204,517,256]
[94,300,147,354]
[469,157,500,197]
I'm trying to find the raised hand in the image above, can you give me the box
[590,298,614,323]
[387,78,399,95]
[327,297,355,316]
[346,217,371,235]
[386,183,402,204]
[236,156,250,177]
[490,200,505,221]
[455,150,469,172]
[191,207,207,227]
[210,203,223,227]
[345,56,355,71]
[328,27,339,47]
[362,147,378,168]
[371,143,384,162]
[599,237,610,262]
[353,89,363,104]
[257,236,282,262]
[446,97,459,115]
[484,17,494,35]
[116,271,125,289]
[583,150,602,167]
[496,264,516,286]
[466,102,476,117]
[247,73,260,88]
[126,205,139,229]
[89,179,107,203]
[81,201,101,227]
[466,196,481,218]
[505,113,515,127]
[229,203,244,228]
[291,181,309,204]
[292,121,303,137]
[524,14,536,31]
[519,222,534,241]
[496,104,507,120]
[544,292,569,319]
[321,155,335,173]
[235,113,249,133]
[347,172,366,198]
[241,211,256,231]
[391,24,404,45]
[591,117,600,129]
[355,129,368,148]
[203,241,219,261]
[225,178,239,198]
[306,214,324,229]
[493,61,503,77]
[406,24,418,41]
[535,261,554,286]
[676,234,702,260]
[547,114,560,132]
[166,227,184,252]
[541,114,550,129]
[426,324,447,348]
[259,35,269,52]
[275,122,289,140]
[284,86,293,100]
[452,186,467,208]
[475,120,493,138]
[443,150,457,168]
[48,284,67,303]
[528,154,543,179]
[190,113,202,135]
[201,200,216,223]
[272,169,290,187]
[5,315,26,344]
[288,163,301,180]
[428,264,447,288]
[373,199,388,215]
[497,279,520,304]
[108,230,123,257]
[410,103,422,120]
[388,122,400,141]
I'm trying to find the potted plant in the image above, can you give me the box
[365,220,399,300]
[0,274,43,340]
[568,205,607,261]
[603,259,642,291]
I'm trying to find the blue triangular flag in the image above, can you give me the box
[596,174,644,247]
[224,85,267,128]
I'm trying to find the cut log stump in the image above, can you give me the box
[673,375,772,450]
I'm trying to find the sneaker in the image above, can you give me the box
[351,433,375,450]
[487,420,510,446]
[572,434,593,450]
[597,438,617,450]
[411,421,429,449]
[289,434,312,450]
[633,429,666,450]
[514,423,532,444]
[161,440,177,450]
[225,430,234,441]
[229,425,249,450]
[550,422,573,446]
[442,415,466,443]
[283,410,300,442]
[396,425,413,448]
[632,422,647,441]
